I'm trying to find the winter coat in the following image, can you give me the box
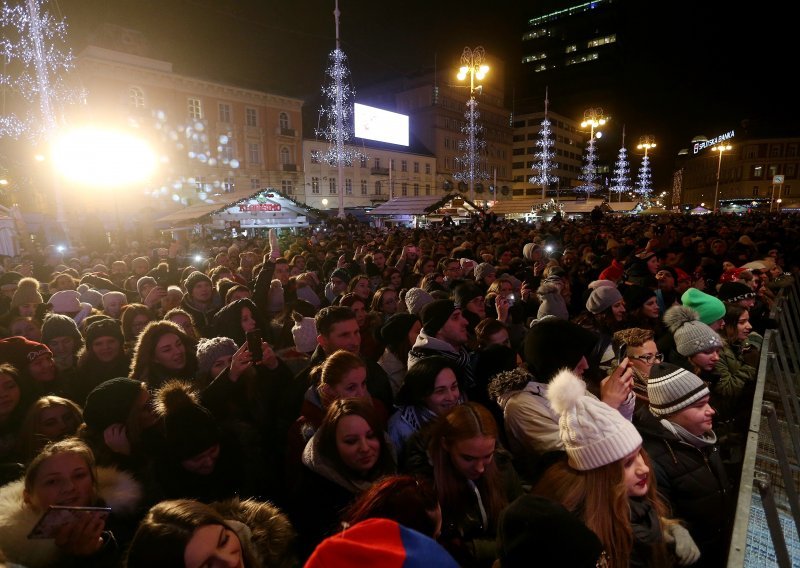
[636,406,733,567]
[288,433,393,561]
[711,339,758,428]
[72,352,133,406]
[209,497,297,568]
[0,466,143,568]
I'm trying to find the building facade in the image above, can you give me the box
[63,25,304,220]
[511,109,585,198]
[678,134,799,211]
[301,138,436,211]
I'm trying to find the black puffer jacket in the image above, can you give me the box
[635,406,733,568]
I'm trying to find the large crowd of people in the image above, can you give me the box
[0,210,796,567]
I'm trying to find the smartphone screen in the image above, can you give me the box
[28,506,111,539]
[246,329,262,363]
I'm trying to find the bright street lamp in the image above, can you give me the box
[454,46,489,204]
[711,143,732,213]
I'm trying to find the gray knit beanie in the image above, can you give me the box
[664,305,723,357]
[585,286,623,314]
[196,337,238,378]
[405,287,434,315]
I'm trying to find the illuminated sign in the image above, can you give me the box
[238,203,281,212]
[692,130,735,154]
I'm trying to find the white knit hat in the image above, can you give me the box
[102,291,127,311]
[647,363,710,417]
[547,369,642,471]
[49,290,82,313]
[292,316,318,353]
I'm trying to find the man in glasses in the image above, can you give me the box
[613,327,662,412]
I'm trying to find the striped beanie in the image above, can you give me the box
[647,363,710,416]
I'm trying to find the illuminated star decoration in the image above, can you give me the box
[577,134,600,196]
[0,0,83,141]
[312,47,364,168]
[529,88,558,198]
[636,153,653,205]
[454,97,489,192]
[610,128,632,200]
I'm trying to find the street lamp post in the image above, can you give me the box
[456,46,489,204]
[711,143,732,213]
[579,108,607,196]
[636,135,656,207]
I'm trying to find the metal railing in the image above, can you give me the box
[728,278,800,567]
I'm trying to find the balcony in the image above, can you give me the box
[277,127,296,137]
[371,167,389,175]
[281,163,297,172]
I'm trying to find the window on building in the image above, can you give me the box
[282,180,293,194]
[786,164,796,178]
[248,143,261,164]
[279,112,290,130]
[401,183,407,196]
[414,162,419,173]
[785,185,791,195]
[391,160,396,171]
[245,108,257,127]
[250,178,260,190]
[745,145,758,159]
[221,141,234,161]
[360,155,367,168]
[345,179,352,195]
[413,183,419,196]
[374,158,381,169]
[194,177,207,193]
[752,187,759,196]
[223,177,235,193]
[769,164,779,177]
[311,151,320,164]
[188,98,202,119]
[770,145,781,157]
[280,146,291,165]
[752,165,763,178]
[401,160,408,172]
[425,184,431,195]
[129,87,145,108]
[375,181,381,195]
[312,177,320,193]
[787,144,798,157]
[218,103,231,123]
[329,179,337,194]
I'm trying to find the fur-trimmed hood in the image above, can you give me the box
[211,497,297,568]
[0,466,142,567]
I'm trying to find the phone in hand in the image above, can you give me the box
[28,506,111,539]
[617,342,628,366]
[506,293,516,306]
[246,329,262,364]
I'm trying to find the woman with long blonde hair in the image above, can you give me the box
[421,402,522,567]
[531,369,700,568]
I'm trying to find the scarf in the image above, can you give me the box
[659,419,717,448]
[629,497,662,546]
[397,404,438,434]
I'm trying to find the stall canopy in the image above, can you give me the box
[153,201,225,229]
[368,193,479,217]
[489,197,639,217]
[209,189,326,229]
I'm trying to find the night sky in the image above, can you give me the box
[57,0,794,189]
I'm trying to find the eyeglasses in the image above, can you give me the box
[629,353,664,364]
